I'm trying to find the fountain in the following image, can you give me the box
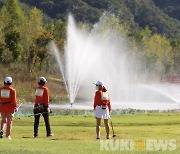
[50,14,180,111]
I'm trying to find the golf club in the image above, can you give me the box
[28,111,51,117]
[110,117,116,138]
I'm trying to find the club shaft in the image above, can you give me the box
[111,120,115,135]
[28,112,49,117]
[110,117,116,137]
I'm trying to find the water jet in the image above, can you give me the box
[50,14,180,110]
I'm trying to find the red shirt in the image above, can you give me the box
[94,90,111,111]
[35,85,49,107]
[0,85,17,113]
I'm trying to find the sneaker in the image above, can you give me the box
[96,136,100,139]
[47,134,54,137]
[0,130,3,138]
[34,135,38,138]
[6,136,12,140]
[106,136,111,139]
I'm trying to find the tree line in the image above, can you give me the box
[0,0,66,74]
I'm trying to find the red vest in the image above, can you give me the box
[0,85,17,113]
[35,85,49,107]
[94,90,111,111]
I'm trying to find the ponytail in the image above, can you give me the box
[102,86,107,92]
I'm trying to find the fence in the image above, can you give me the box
[161,75,180,83]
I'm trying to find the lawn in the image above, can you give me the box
[0,113,179,154]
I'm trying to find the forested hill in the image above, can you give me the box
[152,0,180,20]
[17,0,180,39]
[0,0,179,38]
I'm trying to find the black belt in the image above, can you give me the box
[0,102,12,105]
[98,104,107,106]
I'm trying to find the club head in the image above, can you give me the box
[113,134,116,138]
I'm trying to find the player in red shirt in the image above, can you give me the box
[94,81,112,139]
[34,77,53,138]
[0,77,17,139]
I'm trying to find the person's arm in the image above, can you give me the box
[108,102,111,112]
[12,89,17,109]
[94,91,101,110]
[108,94,111,112]
[94,91,98,110]
[44,88,49,107]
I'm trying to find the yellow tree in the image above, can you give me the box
[145,34,173,76]
[21,7,52,72]
[0,6,10,62]
[21,7,43,72]
[1,0,25,63]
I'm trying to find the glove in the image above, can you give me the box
[47,108,52,113]
[109,110,112,115]
[12,109,17,118]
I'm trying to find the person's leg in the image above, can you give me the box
[0,113,7,138]
[34,114,40,137]
[96,118,101,139]
[1,113,7,131]
[104,119,110,139]
[42,113,52,136]
[6,114,13,137]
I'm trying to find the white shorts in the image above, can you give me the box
[95,106,110,119]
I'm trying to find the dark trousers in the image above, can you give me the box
[34,108,51,137]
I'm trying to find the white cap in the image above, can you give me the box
[95,81,103,86]
[4,77,12,84]
[39,77,47,83]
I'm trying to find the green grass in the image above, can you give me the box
[0,114,180,154]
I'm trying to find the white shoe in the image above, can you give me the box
[96,136,100,139]
[6,136,12,140]
[106,136,111,139]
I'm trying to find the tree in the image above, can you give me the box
[0,6,10,62]
[20,7,44,72]
[1,0,25,63]
[20,8,53,72]
[170,40,180,74]
[143,34,173,76]
[4,30,22,61]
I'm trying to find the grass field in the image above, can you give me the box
[0,113,179,154]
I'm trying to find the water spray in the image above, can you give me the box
[50,14,180,110]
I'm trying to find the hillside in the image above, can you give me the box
[19,0,180,39]
[152,0,180,20]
